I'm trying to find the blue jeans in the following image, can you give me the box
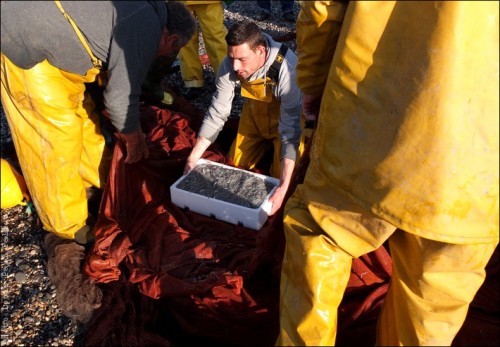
[256,0,294,14]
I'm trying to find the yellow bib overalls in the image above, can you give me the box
[229,76,305,179]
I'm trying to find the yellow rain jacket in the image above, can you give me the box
[297,0,498,243]
[179,1,228,88]
[278,1,499,345]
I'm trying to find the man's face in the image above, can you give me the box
[157,29,181,59]
[228,43,266,79]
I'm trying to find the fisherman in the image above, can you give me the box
[277,1,499,345]
[184,21,304,216]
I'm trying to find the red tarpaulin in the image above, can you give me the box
[82,100,499,346]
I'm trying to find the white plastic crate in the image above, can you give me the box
[170,159,279,230]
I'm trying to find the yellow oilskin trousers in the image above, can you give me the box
[228,77,305,179]
[278,168,497,345]
[179,1,227,88]
[1,54,109,240]
[0,0,111,240]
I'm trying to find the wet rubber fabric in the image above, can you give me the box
[378,232,497,345]
[277,1,499,345]
[1,54,108,239]
[179,1,227,88]
[279,180,497,345]
[277,177,395,346]
[277,194,353,346]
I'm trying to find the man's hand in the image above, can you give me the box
[302,93,323,127]
[268,185,287,216]
[184,156,199,175]
[184,136,212,174]
[117,129,149,164]
[268,157,295,216]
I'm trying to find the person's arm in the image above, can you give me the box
[184,136,212,174]
[268,157,295,216]
[104,6,162,163]
[117,130,150,164]
[275,48,302,165]
[268,48,302,214]
[183,58,237,173]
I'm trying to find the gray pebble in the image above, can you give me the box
[14,272,26,283]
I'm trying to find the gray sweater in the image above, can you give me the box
[199,34,303,161]
[1,1,167,134]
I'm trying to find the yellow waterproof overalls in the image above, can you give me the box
[228,73,305,179]
[277,1,499,346]
[179,1,227,88]
[0,1,110,240]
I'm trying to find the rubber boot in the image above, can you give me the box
[44,232,103,324]
[74,225,95,246]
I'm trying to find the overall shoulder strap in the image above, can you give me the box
[267,44,289,83]
[54,0,103,69]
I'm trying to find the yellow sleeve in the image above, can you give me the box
[296,1,348,96]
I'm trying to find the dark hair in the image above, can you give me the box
[165,1,196,46]
[225,21,266,50]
